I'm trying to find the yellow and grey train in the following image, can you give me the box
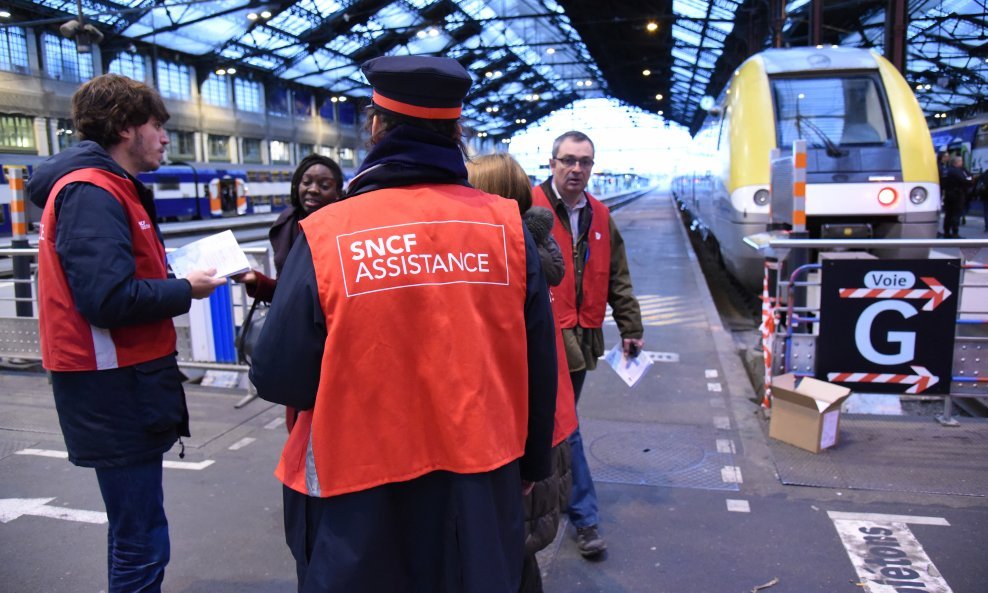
[671,47,940,290]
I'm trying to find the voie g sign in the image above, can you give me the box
[817,259,960,395]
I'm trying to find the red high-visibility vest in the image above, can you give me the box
[551,317,577,445]
[37,168,177,371]
[531,185,611,329]
[276,183,531,498]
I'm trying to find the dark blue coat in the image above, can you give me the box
[28,141,193,468]
[250,125,558,592]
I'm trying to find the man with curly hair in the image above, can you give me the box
[28,74,224,593]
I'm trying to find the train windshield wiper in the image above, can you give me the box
[794,115,847,158]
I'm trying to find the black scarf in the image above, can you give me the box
[345,125,469,198]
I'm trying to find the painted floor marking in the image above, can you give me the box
[162,459,215,470]
[713,416,730,430]
[828,512,949,527]
[707,382,722,392]
[645,351,680,363]
[15,448,68,459]
[720,466,743,484]
[0,497,106,525]
[605,295,708,328]
[828,511,953,593]
[264,417,286,430]
[228,437,256,451]
[716,439,735,454]
[726,499,750,513]
[705,369,719,378]
[18,448,214,471]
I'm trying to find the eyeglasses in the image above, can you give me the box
[553,156,594,169]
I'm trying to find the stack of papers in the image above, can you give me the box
[603,343,653,388]
[167,230,250,279]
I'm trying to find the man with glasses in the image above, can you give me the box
[532,130,644,559]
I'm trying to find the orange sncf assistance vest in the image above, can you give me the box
[531,185,611,329]
[278,183,530,498]
[38,168,177,371]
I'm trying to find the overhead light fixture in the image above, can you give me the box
[429,27,439,37]
[247,12,258,21]
[655,93,663,101]
[59,18,104,53]
[658,110,663,115]
[546,47,555,55]
[260,10,272,19]
[646,22,658,32]
[417,30,426,38]
[642,69,651,76]
[485,71,493,78]
[0,10,11,18]
[585,80,592,86]
[226,67,236,75]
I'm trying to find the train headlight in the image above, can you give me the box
[909,186,928,205]
[877,187,898,206]
[753,189,770,206]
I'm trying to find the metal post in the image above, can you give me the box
[810,0,824,46]
[760,258,781,408]
[884,0,908,73]
[789,140,809,330]
[8,167,34,317]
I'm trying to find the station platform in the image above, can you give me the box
[1,189,986,593]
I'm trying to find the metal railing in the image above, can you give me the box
[0,246,273,373]
[756,237,988,425]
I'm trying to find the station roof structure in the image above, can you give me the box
[11,0,988,137]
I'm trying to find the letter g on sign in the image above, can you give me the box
[854,300,917,366]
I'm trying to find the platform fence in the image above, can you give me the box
[0,246,273,373]
[758,237,988,425]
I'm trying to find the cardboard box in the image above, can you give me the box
[769,373,852,453]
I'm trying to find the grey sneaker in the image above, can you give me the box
[576,525,607,558]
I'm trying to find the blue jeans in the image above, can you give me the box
[566,370,598,528]
[94,456,169,593]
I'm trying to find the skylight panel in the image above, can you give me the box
[404,32,452,55]
[327,35,365,55]
[673,0,710,20]
[268,10,314,36]
[672,65,694,79]
[672,47,697,63]
[378,2,421,28]
[672,25,703,47]
[221,46,246,60]
[298,0,344,18]
[351,20,387,41]
[244,54,281,70]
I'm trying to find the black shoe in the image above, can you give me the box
[576,525,607,558]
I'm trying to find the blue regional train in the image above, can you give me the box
[0,159,326,237]
[930,116,988,173]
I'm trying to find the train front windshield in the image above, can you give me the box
[771,75,894,150]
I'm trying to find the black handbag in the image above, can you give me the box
[236,298,268,365]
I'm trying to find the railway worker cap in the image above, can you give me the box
[362,55,472,121]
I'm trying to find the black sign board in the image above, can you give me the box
[817,259,960,395]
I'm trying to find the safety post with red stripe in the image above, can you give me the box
[760,258,781,407]
[8,166,34,316]
[792,139,806,233]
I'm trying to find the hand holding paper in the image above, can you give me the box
[167,230,250,279]
[604,342,653,388]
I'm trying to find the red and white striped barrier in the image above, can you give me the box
[839,277,950,311]
[827,365,938,394]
